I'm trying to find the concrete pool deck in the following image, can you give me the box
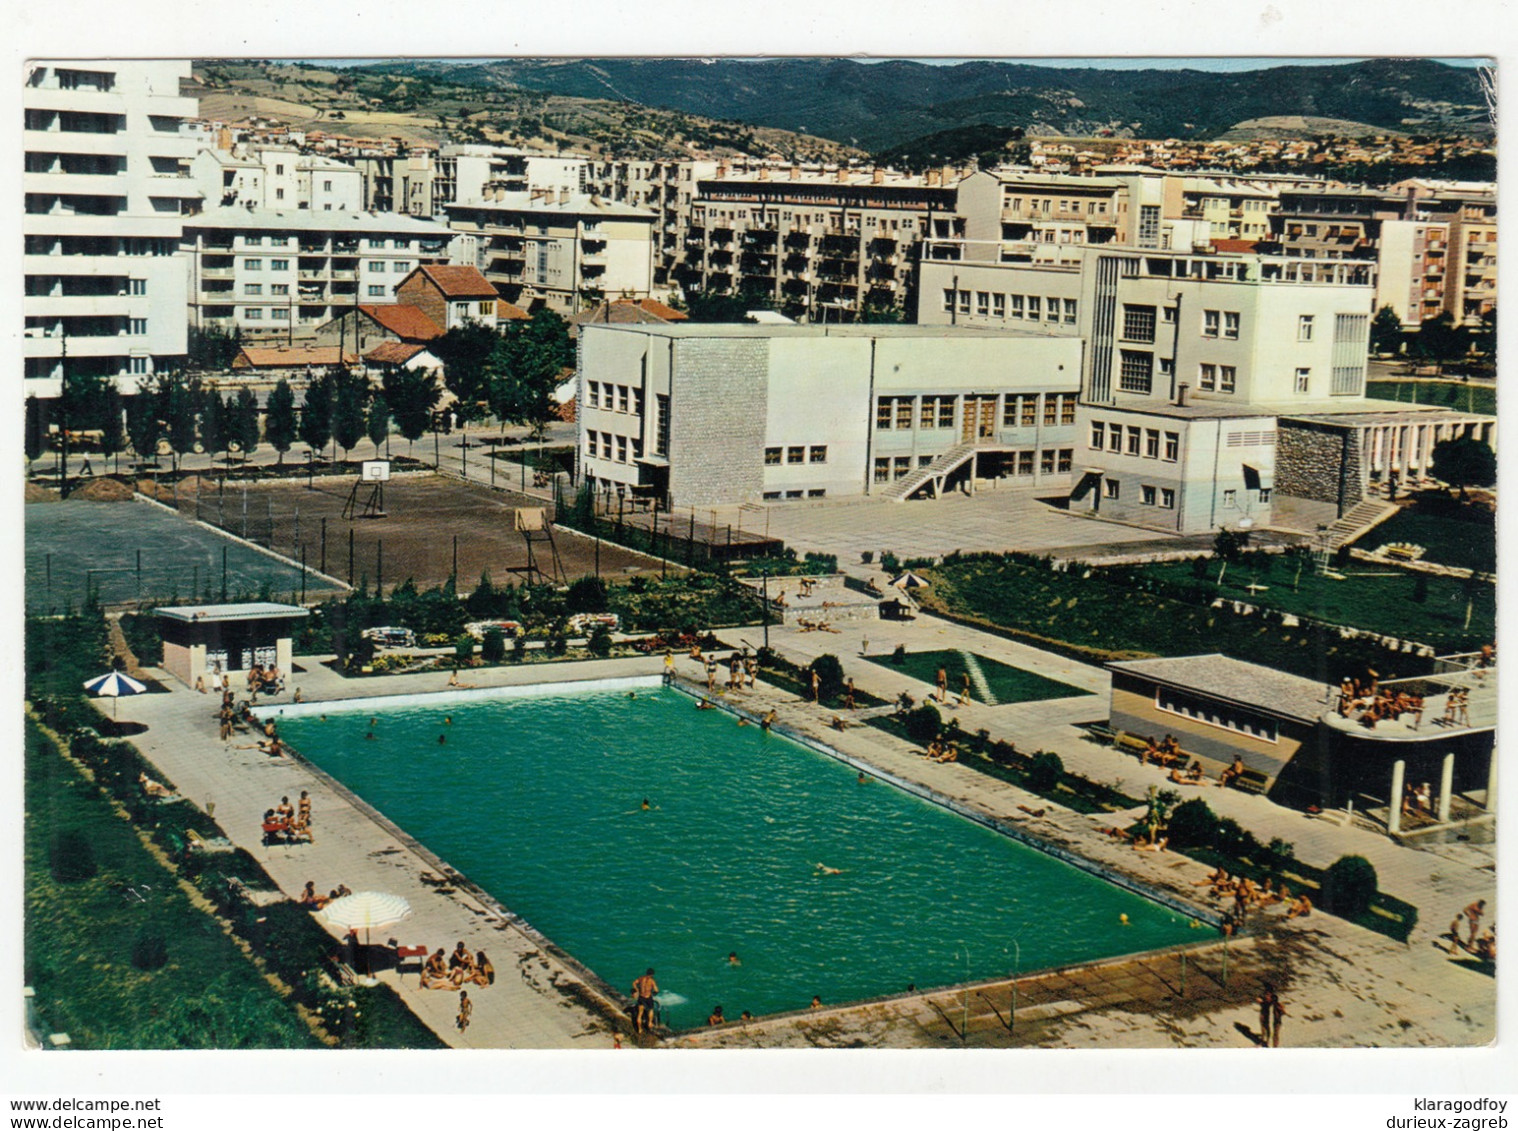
[108,617,1495,1049]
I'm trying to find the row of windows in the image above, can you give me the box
[586,430,643,464]
[1156,688,1279,743]
[239,258,412,274]
[873,448,1074,483]
[1136,483,1176,508]
[875,393,1076,431]
[1197,364,1237,394]
[1200,309,1242,340]
[762,489,829,500]
[943,289,1079,324]
[233,234,411,250]
[584,381,645,416]
[1004,195,1113,215]
[241,309,288,321]
[1089,421,1180,462]
[765,445,829,466]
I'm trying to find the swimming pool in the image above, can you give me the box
[274,682,1199,1029]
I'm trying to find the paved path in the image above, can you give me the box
[101,609,1495,1049]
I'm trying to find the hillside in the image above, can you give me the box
[191,60,864,162]
[359,57,1494,152]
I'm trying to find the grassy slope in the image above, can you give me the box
[24,720,319,1050]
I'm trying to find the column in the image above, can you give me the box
[1438,751,1456,823]
[1387,757,1407,834]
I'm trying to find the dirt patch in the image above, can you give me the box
[69,478,135,502]
[25,482,60,503]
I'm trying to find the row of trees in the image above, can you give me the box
[1371,306,1497,363]
[429,308,573,435]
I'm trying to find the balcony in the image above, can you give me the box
[330,269,357,281]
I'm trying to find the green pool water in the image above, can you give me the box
[866,648,1087,707]
[277,685,1198,1028]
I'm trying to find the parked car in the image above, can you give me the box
[567,612,621,635]
[360,626,416,648]
[465,620,524,640]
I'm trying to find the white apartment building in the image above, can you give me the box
[448,191,655,315]
[182,207,457,339]
[919,244,1490,533]
[191,145,363,212]
[24,60,202,396]
[577,324,1083,509]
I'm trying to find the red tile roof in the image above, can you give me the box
[1211,238,1260,253]
[498,301,530,321]
[233,346,356,369]
[410,264,498,298]
[634,297,688,321]
[359,304,443,341]
[364,341,430,366]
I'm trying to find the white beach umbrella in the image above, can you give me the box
[890,571,930,590]
[322,891,414,980]
[82,670,148,717]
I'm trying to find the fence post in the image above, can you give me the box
[348,528,355,586]
[300,544,307,604]
[221,545,228,601]
[452,534,458,587]
[320,517,327,575]
[377,539,383,596]
[687,511,695,566]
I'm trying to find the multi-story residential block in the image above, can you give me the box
[191,145,363,212]
[24,60,202,396]
[1432,190,1497,327]
[1256,185,1398,261]
[681,162,962,319]
[584,158,717,292]
[181,207,457,339]
[918,244,1492,534]
[577,324,1082,509]
[448,190,656,315]
[1172,176,1276,243]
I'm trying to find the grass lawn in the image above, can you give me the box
[865,648,1087,706]
[24,719,319,1049]
[1134,558,1494,646]
[1353,508,1497,573]
[1366,380,1496,417]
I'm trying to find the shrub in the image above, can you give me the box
[987,740,1017,766]
[1321,854,1379,918]
[131,927,169,971]
[860,551,874,565]
[1166,797,1218,848]
[480,628,506,663]
[1190,556,1209,579]
[1213,816,1260,860]
[588,626,613,656]
[453,635,475,661]
[565,576,609,614]
[879,551,900,575]
[809,653,845,700]
[1026,751,1063,794]
[902,703,942,745]
[347,635,376,671]
[49,829,97,882]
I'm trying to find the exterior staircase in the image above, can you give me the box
[881,442,993,502]
[1324,498,1398,551]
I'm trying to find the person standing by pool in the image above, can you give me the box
[631,968,659,1034]
[1256,983,1283,1047]
[457,990,472,1032]
[844,677,856,710]
[958,672,972,707]
[810,669,821,702]
[935,666,948,704]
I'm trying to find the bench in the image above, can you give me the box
[1233,769,1270,795]
[394,945,428,981]
[1084,723,1119,745]
[1114,731,1152,758]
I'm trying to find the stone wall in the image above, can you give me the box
[668,338,769,508]
[1276,420,1362,512]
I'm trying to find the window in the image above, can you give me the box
[958,290,970,314]
[1122,304,1156,343]
[1203,309,1219,338]
[976,291,989,315]
[1223,489,1237,507]
[367,285,386,296]
[1224,311,1240,339]
[1016,451,1035,476]
[1137,204,1160,247]
[1259,488,1272,503]
[128,318,147,334]
[616,435,628,463]
[1161,305,1177,324]
[1219,366,1236,394]
[587,382,600,408]
[1045,297,1059,322]
[1126,426,1142,456]
[808,489,827,498]
[323,179,333,192]
[616,386,630,413]
[1163,432,1179,462]
[244,259,262,271]
[1040,449,1055,475]
[1156,688,1277,742]
[393,260,411,273]
[245,308,263,320]
[1090,421,1105,450]
[1063,298,1078,324]
[1027,296,1041,321]
[1298,315,1314,342]
[1009,294,1024,319]
[809,445,827,464]
[1060,395,1075,425]
[894,456,912,479]
[1057,449,1073,473]
[1043,396,1058,426]
[1118,350,1153,394]
[129,356,149,374]
[244,283,263,296]
[1295,367,1311,394]
[942,288,955,313]
[129,278,147,295]
[1107,427,1122,453]
[992,293,1005,318]
[765,447,782,465]
[1104,478,1120,499]
[787,446,805,464]
[478,301,493,315]
[1145,429,1160,458]
[276,188,285,201]
[272,308,289,321]
[1198,363,1216,392]
[897,398,914,430]
[876,398,894,429]
[1160,488,1175,509]
[1003,396,1020,428]
[921,396,944,430]
[272,284,290,296]
[270,258,289,271]
[873,457,891,483]
[1141,485,1157,506]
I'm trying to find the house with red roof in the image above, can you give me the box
[394,264,527,332]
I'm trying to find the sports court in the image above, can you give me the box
[165,472,666,592]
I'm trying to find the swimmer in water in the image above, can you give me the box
[696,698,715,710]
[815,862,842,875]
[628,691,637,699]
[641,799,651,811]
[857,771,868,785]
[445,715,452,725]
[737,717,750,727]
[438,734,447,744]
[365,731,376,741]
[728,951,741,966]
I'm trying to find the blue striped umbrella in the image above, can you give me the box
[83,671,147,716]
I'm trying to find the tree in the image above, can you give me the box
[1429,436,1496,500]
[300,369,336,457]
[24,395,44,472]
[681,291,757,323]
[1320,855,1378,918]
[199,389,228,463]
[151,372,203,472]
[125,388,162,465]
[431,322,500,428]
[489,309,572,436]
[1473,306,1496,360]
[97,384,125,473]
[366,392,391,456]
[265,379,298,464]
[808,653,845,701]
[187,324,242,372]
[382,365,441,451]
[233,387,260,460]
[1370,305,1404,356]
[1413,311,1467,364]
[1213,527,1245,563]
[331,371,370,460]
